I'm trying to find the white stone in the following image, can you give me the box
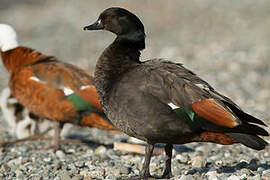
[227,175,240,180]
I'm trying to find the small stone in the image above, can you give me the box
[54,176,61,180]
[71,176,82,180]
[15,169,23,176]
[250,174,261,180]
[94,146,107,155]
[257,167,264,172]
[224,152,231,158]
[43,157,52,162]
[189,156,206,168]
[8,157,23,166]
[239,173,247,179]
[88,167,105,178]
[206,171,219,180]
[56,150,66,159]
[1,163,10,172]
[67,149,76,153]
[227,175,240,180]
[195,146,207,152]
[175,154,189,163]
[105,175,117,180]
[53,162,62,171]
[31,175,42,180]
[80,169,89,176]
[262,169,270,177]
[112,169,121,176]
[83,177,93,180]
[120,166,130,174]
[75,161,85,168]
[218,174,230,180]
[209,155,220,161]
[60,171,71,180]
[179,174,195,180]
[215,160,223,166]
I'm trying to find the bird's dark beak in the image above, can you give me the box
[83,20,104,31]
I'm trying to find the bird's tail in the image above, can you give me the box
[226,132,268,150]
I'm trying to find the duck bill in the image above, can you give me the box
[83,20,104,31]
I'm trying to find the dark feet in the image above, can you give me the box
[133,143,174,179]
[161,144,173,179]
[141,143,155,178]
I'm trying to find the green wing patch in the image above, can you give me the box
[66,93,102,113]
[174,107,200,131]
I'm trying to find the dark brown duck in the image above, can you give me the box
[84,7,269,179]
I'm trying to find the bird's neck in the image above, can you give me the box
[1,46,47,73]
[94,39,142,107]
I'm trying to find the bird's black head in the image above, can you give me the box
[84,7,145,50]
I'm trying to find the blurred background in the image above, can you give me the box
[0,0,269,120]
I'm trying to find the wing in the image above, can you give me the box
[10,59,102,123]
[142,59,267,134]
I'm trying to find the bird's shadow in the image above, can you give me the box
[186,158,270,175]
[64,135,195,153]
[63,134,113,149]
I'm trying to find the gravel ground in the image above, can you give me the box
[0,0,270,179]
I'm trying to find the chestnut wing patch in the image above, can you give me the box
[192,98,239,128]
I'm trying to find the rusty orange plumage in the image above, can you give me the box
[192,98,238,128]
[1,45,116,150]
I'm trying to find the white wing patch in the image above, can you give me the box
[63,87,74,96]
[168,102,179,109]
[194,83,210,91]
[30,76,43,82]
[80,85,91,90]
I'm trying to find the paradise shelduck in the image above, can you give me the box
[83,7,269,179]
[0,24,116,151]
[0,87,72,139]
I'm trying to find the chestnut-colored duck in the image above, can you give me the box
[0,24,116,151]
[84,8,269,179]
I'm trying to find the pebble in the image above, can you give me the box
[75,161,85,168]
[56,150,66,159]
[94,146,107,155]
[262,169,270,177]
[227,175,240,180]
[179,174,195,180]
[60,171,71,180]
[206,171,219,180]
[175,154,189,163]
[71,176,83,180]
[189,156,206,168]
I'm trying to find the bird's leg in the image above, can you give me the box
[141,143,155,179]
[51,122,64,152]
[161,143,173,179]
[41,122,64,152]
